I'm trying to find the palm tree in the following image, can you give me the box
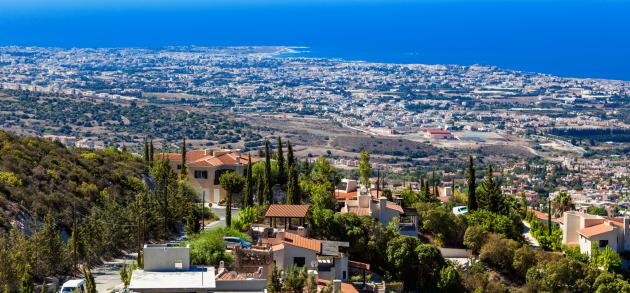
[553,191,573,217]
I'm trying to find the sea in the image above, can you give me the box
[0,0,629,81]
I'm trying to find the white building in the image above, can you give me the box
[561,211,630,256]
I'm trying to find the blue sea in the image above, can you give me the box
[0,0,629,80]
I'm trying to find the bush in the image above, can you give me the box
[186,227,250,266]
[479,234,519,273]
[463,226,487,254]
[467,209,523,241]
[512,245,536,278]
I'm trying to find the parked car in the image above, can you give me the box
[60,279,86,293]
[452,206,468,215]
[223,236,252,249]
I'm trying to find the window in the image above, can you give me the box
[293,257,306,267]
[599,239,609,248]
[343,271,347,280]
[194,170,208,179]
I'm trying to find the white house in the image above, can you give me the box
[561,211,630,255]
[336,179,404,226]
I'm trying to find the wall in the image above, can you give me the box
[143,246,190,271]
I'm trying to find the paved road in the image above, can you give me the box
[204,205,239,230]
[93,252,137,293]
[523,221,540,247]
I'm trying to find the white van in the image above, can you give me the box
[59,279,86,293]
[452,206,468,215]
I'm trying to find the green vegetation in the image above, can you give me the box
[0,131,196,290]
[524,212,561,250]
[185,227,250,266]
[0,90,257,147]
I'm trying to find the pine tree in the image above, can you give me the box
[268,263,282,293]
[276,137,286,186]
[244,155,254,208]
[20,264,34,293]
[476,165,503,213]
[467,156,478,211]
[180,138,188,180]
[264,141,273,204]
[83,267,97,293]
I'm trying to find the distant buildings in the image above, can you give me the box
[425,129,454,140]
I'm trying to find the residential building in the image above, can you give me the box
[160,149,259,204]
[261,230,350,281]
[129,244,267,293]
[561,211,630,255]
[336,179,405,226]
[425,129,454,140]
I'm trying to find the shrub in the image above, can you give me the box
[186,227,250,266]
[463,226,487,254]
[479,234,519,273]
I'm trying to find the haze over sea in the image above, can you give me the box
[1,0,629,81]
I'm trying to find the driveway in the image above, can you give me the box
[92,252,137,293]
[203,206,239,230]
[523,221,540,247]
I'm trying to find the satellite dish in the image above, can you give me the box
[310,260,318,268]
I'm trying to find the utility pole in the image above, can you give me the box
[202,192,205,231]
[72,201,77,274]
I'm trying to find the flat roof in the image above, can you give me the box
[129,267,216,291]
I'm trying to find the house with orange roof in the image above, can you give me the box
[561,211,630,255]
[159,148,259,204]
[336,179,408,228]
[261,230,350,281]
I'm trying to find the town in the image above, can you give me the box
[0,45,630,292]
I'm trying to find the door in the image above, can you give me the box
[214,188,220,203]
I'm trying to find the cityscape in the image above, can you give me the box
[1,0,630,292]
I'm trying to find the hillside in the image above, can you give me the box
[0,130,147,233]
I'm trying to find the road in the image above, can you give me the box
[523,221,540,248]
[92,206,237,292]
[93,252,137,293]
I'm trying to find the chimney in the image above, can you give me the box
[236,155,241,164]
[333,280,342,293]
[297,226,306,237]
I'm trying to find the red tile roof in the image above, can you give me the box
[578,223,615,238]
[336,190,358,201]
[386,201,404,214]
[265,204,310,218]
[159,150,260,167]
[281,232,321,253]
[343,207,371,217]
[348,260,370,270]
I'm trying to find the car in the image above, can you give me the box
[452,206,468,215]
[223,236,252,249]
[60,279,86,293]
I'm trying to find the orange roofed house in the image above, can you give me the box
[160,149,259,204]
[561,211,630,256]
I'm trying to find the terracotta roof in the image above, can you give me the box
[427,129,451,135]
[386,201,404,214]
[281,232,321,253]
[336,190,358,201]
[265,204,310,218]
[578,223,615,238]
[159,150,260,167]
[343,207,371,217]
[318,280,359,293]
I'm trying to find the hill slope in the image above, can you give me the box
[0,130,147,233]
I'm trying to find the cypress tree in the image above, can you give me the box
[180,138,188,179]
[432,171,438,197]
[287,165,300,204]
[264,141,273,204]
[467,156,478,211]
[244,155,254,207]
[149,139,155,167]
[276,137,286,186]
[143,138,149,164]
[287,141,295,169]
[257,173,265,206]
[424,179,430,197]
